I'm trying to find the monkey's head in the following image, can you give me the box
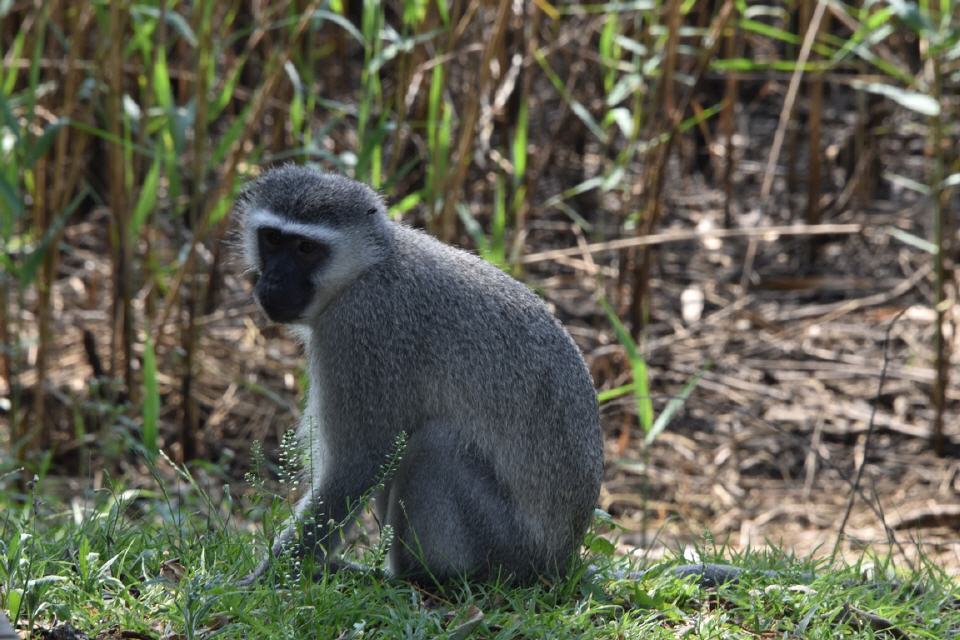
[236,165,390,324]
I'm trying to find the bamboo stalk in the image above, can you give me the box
[0,272,11,454]
[437,0,512,243]
[102,0,132,396]
[628,0,681,332]
[759,0,828,200]
[805,7,829,265]
[629,0,735,332]
[141,0,167,326]
[721,8,740,228]
[31,153,49,451]
[178,0,216,461]
[43,1,93,468]
[28,5,53,455]
[508,0,541,266]
[927,12,948,456]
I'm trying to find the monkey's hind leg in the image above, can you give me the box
[383,424,531,585]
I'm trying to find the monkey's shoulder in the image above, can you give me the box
[387,224,547,310]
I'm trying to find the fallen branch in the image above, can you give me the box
[891,505,960,531]
[521,223,862,264]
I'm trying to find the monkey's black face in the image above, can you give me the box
[254,227,329,323]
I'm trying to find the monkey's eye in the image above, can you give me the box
[297,239,321,256]
[259,227,282,249]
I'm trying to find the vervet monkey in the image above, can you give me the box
[236,165,602,585]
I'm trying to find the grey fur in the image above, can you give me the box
[237,165,603,585]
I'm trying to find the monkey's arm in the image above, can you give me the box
[240,462,383,586]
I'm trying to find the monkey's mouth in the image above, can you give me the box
[254,293,307,324]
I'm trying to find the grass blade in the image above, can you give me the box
[601,299,653,433]
[645,370,702,445]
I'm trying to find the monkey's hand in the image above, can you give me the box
[236,523,306,587]
[237,557,271,587]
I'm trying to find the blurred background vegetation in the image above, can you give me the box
[0,0,958,562]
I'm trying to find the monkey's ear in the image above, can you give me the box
[235,180,257,206]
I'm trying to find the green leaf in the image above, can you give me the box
[26,575,68,588]
[0,175,24,231]
[593,508,615,525]
[600,299,653,432]
[536,50,608,144]
[588,536,616,556]
[597,383,633,404]
[434,0,449,24]
[208,195,233,225]
[369,27,443,74]
[1,27,26,93]
[739,18,801,45]
[19,187,87,285]
[600,14,619,93]
[152,48,174,113]
[883,226,937,254]
[24,118,67,168]
[311,8,364,43]
[388,191,421,218]
[711,58,832,73]
[608,107,634,137]
[941,173,960,189]
[512,95,528,182]
[887,0,934,35]
[600,299,637,361]
[631,354,653,432]
[491,175,506,265]
[645,369,703,445]
[855,81,940,116]
[557,1,655,15]
[606,73,643,108]
[128,154,161,241]
[456,203,490,257]
[402,0,429,25]
[284,61,305,134]
[7,587,22,622]
[132,5,198,46]
[882,170,929,194]
[211,61,245,120]
[78,536,90,581]
[211,111,248,167]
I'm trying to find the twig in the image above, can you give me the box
[891,505,960,531]
[781,265,930,324]
[730,404,908,559]
[521,223,861,264]
[802,416,824,501]
[840,604,911,640]
[832,308,907,560]
[760,0,828,199]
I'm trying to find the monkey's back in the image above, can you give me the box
[316,222,603,569]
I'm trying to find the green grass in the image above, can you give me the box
[0,467,956,639]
